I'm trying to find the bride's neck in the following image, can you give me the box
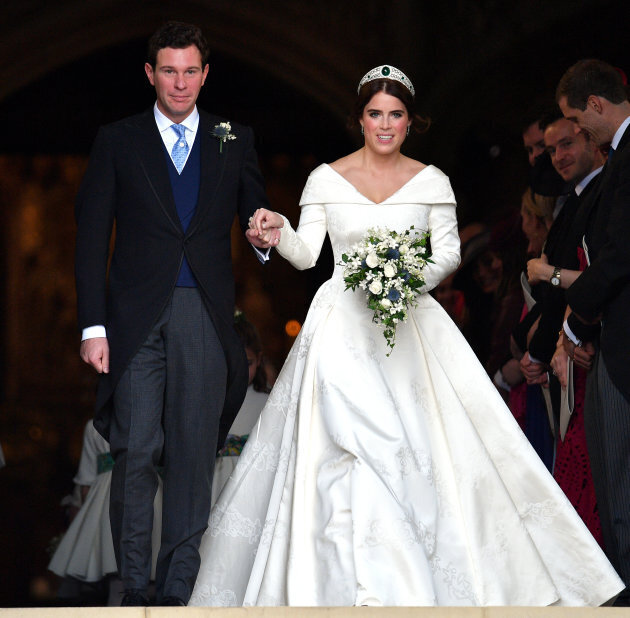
[359,148,405,174]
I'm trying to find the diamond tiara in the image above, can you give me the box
[357,65,415,97]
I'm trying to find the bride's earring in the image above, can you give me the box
[406,126,410,137]
[361,126,364,136]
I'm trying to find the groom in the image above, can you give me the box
[75,21,276,606]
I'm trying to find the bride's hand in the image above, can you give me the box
[248,208,284,237]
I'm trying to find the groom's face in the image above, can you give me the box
[145,45,209,123]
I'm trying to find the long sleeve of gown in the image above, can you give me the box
[420,201,461,293]
[275,204,327,270]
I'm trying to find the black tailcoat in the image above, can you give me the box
[566,126,630,402]
[75,107,270,442]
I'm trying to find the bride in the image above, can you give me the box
[189,65,623,607]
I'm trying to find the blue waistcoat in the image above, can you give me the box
[164,133,201,287]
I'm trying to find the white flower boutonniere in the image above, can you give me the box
[211,122,236,153]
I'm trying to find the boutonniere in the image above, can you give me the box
[211,122,236,153]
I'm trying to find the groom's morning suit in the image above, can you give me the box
[565,118,630,598]
[75,105,270,602]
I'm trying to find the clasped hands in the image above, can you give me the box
[549,331,595,388]
[246,208,284,248]
[519,352,549,386]
[559,329,595,371]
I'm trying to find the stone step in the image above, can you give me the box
[0,607,625,618]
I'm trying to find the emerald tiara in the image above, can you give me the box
[357,65,415,97]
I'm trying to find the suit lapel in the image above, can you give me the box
[130,109,182,233]
[187,111,228,236]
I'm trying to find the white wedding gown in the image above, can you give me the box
[190,164,623,607]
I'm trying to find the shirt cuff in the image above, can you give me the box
[82,325,106,341]
[252,246,271,263]
[493,369,510,392]
[563,319,581,346]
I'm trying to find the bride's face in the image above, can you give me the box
[360,91,410,154]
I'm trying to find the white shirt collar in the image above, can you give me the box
[611,115,630,150]
[575,165,603,196]
[153,103,200,135]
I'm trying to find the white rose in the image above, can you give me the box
[383,263,396,278]
[399,244,409,254]
[366,252,379,268]
[381,298,392,309]
[368,280,383,295]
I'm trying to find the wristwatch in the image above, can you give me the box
[550,267,561,287]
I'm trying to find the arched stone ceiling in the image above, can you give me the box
[2,0,623,127]
[1,0,629,192]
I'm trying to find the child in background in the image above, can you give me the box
[48,420,162,605]
[212,311,271,505]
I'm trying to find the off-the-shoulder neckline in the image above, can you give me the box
[323,163,434,205]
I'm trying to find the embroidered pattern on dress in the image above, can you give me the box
[209,504,262,544]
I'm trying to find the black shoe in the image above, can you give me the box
[161,596,186,606]
[121,589,149,606]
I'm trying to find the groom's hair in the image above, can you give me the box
[147,21,209,68]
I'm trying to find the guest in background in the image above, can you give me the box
[505,189,555,435]
[211,312,271,505]
[522,111,547,167]
[557,60,630,602]
[479,215,528,401]
[526,114,605,539]
[48,420,162,605]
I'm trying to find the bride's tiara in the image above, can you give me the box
[357,65,415,97]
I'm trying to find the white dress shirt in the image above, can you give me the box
[82,104,269,341]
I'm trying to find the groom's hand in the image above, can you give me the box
[247,208,284,248]
[80,337,110,374]
[247,226,281,248]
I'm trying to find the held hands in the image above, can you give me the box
[246,208,284,248]
[573,341,596,371]
[519,352,548,385]
[80,337,109,374]
[560,329,595,371]
[527,253,551,284]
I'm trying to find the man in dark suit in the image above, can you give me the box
[524,114,604,371]
[75,22,276,606]
[556,59,630,604]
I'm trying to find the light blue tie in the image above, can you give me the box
[171,124,189,173]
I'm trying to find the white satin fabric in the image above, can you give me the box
[211,386,269,506]
[190,164,623,607]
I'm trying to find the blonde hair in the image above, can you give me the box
[521,189,555,226]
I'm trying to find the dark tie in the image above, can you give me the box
[608,145,615,162]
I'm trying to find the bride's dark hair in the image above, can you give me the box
[349,78,431,134]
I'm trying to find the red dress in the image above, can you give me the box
[552,247,603,547]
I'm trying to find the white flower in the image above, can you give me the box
[338,225,430,355]
[383,263,396,278]
[366,253,379,268]
[368,280,383,295]
[211,122,237,153]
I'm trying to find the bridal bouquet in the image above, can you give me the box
[340,226,432,355]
